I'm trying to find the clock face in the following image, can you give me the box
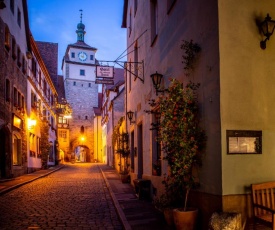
[78,51,87,61]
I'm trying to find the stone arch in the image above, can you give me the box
[70,138,92,162]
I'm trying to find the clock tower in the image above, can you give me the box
[61,11,99,162]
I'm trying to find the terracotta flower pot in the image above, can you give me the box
[173,208,198,230]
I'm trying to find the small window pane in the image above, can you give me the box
[80,69,85,76]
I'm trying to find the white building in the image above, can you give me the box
[26,35,58,171]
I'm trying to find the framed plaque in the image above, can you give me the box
[226,130,262,154]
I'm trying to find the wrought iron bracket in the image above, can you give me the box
[114,60,144,83]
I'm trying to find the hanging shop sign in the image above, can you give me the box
[96,66,114,78]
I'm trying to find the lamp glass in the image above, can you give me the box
[150,72,163,90]
[261,14,275,38]
[127,111,134,121]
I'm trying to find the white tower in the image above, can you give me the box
[62,10,98,162]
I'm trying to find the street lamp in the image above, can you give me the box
[260,14,275,49]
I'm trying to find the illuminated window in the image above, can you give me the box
[13,133,22,165]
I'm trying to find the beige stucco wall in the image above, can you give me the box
[219,0,275,195]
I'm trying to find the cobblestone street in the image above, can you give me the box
[0,163,123,230]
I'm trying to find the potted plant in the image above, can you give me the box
[116,132,131,183]
[156,78,206,230]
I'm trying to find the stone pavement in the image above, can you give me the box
[99,164,174,230]
[0,163,173,230]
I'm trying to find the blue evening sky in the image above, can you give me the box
[27,0,126,74]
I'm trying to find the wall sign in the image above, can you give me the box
[227,130,262,154]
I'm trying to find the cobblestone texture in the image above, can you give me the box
[0,163,123,230]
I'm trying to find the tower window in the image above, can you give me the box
[90,55,93,60]
[89,83,91,87]
[71,52,75,58]
[80,69,85,76]
[73,82,76,86]
[85,116,88,120]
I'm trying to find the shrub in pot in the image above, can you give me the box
[156,78,206,229]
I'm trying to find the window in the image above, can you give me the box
[21,95,24,110]
[32,58,37,78]
[80,126,85,134]
[10,0,14,14]
[129,9,132,37]
[89,83,91,87]
[12,38,16,59]
[134,0,138,16]
[17,91,21,108]
[38,70,41,84]
[167,0,176,14]
[13,134,22,165]
[134,41,138,80]
[22,56,26,74]
[59,130,67,139]
[90,55,94,60]
[85,116,88,120]
[80,69,85,76]
[73,81,76,86]
[13,87,18,106]
[150,0,158,45]
[43,79,47,95]
[17,47,21,67]
[31,91,35,108]
[71,52,75,58]
[5,79,10,102]
[4,26,10,51]
[129,59,132,92]
[17,8,21,27]
[58,116,67,124]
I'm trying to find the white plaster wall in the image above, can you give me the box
[219,0,275,194]
[1,0,29,55]
[126,0,221,194]
[68,63,96,82]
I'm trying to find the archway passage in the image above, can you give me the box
[0,127,10,178]
[73,145,91,162]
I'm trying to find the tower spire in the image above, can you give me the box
[76,9,86,42]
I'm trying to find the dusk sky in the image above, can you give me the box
[27,0,126,74]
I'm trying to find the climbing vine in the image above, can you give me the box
[181,40,201,76]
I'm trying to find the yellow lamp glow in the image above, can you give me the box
[28,118,37,130]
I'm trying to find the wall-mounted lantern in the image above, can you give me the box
[127,110,135,124]
[260,14,275,49]
[150,72,163,96]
